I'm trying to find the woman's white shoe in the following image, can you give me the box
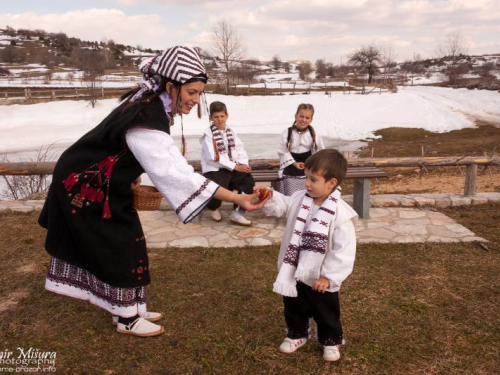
[112,311,163,325]
[116,317,164,337]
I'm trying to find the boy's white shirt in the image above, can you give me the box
[277,127,325,171]
[200,125,249,173]
[263,189,357,292]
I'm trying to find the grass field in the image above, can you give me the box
[0,203,499,374]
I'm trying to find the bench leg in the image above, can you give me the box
[353,178,370,219]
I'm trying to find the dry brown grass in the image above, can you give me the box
[0,206,499,374]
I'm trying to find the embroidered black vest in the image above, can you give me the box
[39,97,170,288]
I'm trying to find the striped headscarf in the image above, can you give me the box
[131,46,207,102]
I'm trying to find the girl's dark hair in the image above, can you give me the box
[305,149,348,185]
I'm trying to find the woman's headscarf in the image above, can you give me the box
[131,45,208,102]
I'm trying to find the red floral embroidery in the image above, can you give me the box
[62,150,127,219]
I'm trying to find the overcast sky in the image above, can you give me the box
[1,0,500,63]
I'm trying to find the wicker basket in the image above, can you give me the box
[133,185,162,211]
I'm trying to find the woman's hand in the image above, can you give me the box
[254,186,273,200]
[131,176,142,190]
[294,162,305,170]
[234,191,268,211]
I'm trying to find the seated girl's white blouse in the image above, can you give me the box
[126,127,219,223]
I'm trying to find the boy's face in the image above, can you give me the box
[210,111,228,129]
[304,168,338,200]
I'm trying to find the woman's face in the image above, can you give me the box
[167,81,205,115]
[295,109,313,130]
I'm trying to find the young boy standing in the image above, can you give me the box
[201,101,255,225]
[261,149,357,362]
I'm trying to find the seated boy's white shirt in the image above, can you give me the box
[200,126,249,174]
[126,128,219,223]
[264,189,357,293]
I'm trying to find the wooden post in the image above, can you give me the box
[353,178,371,218]
[464,164,477,196]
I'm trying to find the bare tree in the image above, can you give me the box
[380,43,397,78]
[211,20,246,94]
[271,55,281,71]
[348,45,381,83]
[82,50,105,108]
[298,61,312,80]
[436,31,469,84]
[283,61,291,73]
[436,31,468,59]
[315,59,327,79]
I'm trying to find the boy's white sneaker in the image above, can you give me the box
[279,337,308,354]
[211,209,222,222]
[112,311,163,325]
[323,345,341,362]
[116,317,164,337]
[230,210,252,226]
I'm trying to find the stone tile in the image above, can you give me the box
[138,211,168,221]
[371,197,400,207]
[399,197,417,207]
[213,239,246,248]
[147,226,176,237]
[358,238,391,243]
[428,236,459,243]
[250,238,272,246]
[147,232,179,243]
[208,233,230,245]
[238,228,269,238]
[450,195,471,206]
[268,229,284,239]
[368,208,391,218]
[396,236,426,243]
[413,196,436,207]
[358,228,397,239]
[169,236,209,248]
[398,210,428,219]
[389,224,427,235]
[174,227,220,237]
[428,226,466,238]
[366,222,390,229]
[461,236,487,242]
[147,241,169,248]
[434,197,452,208]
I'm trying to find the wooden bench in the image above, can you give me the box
[252,167,388,219]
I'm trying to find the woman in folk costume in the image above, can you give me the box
[38,46,267,337]
[201,101,255,226]
[278,103,325,196]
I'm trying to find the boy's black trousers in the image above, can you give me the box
[283,281,343,346]
[203,169,255,210]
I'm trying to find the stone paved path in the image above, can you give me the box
[2,192,494,248]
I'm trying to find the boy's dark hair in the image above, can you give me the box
[209,101,228,115]
[305,149,348,185]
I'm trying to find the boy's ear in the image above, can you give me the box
[329,177,338,189]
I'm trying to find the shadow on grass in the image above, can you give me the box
[0,206,499,374]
